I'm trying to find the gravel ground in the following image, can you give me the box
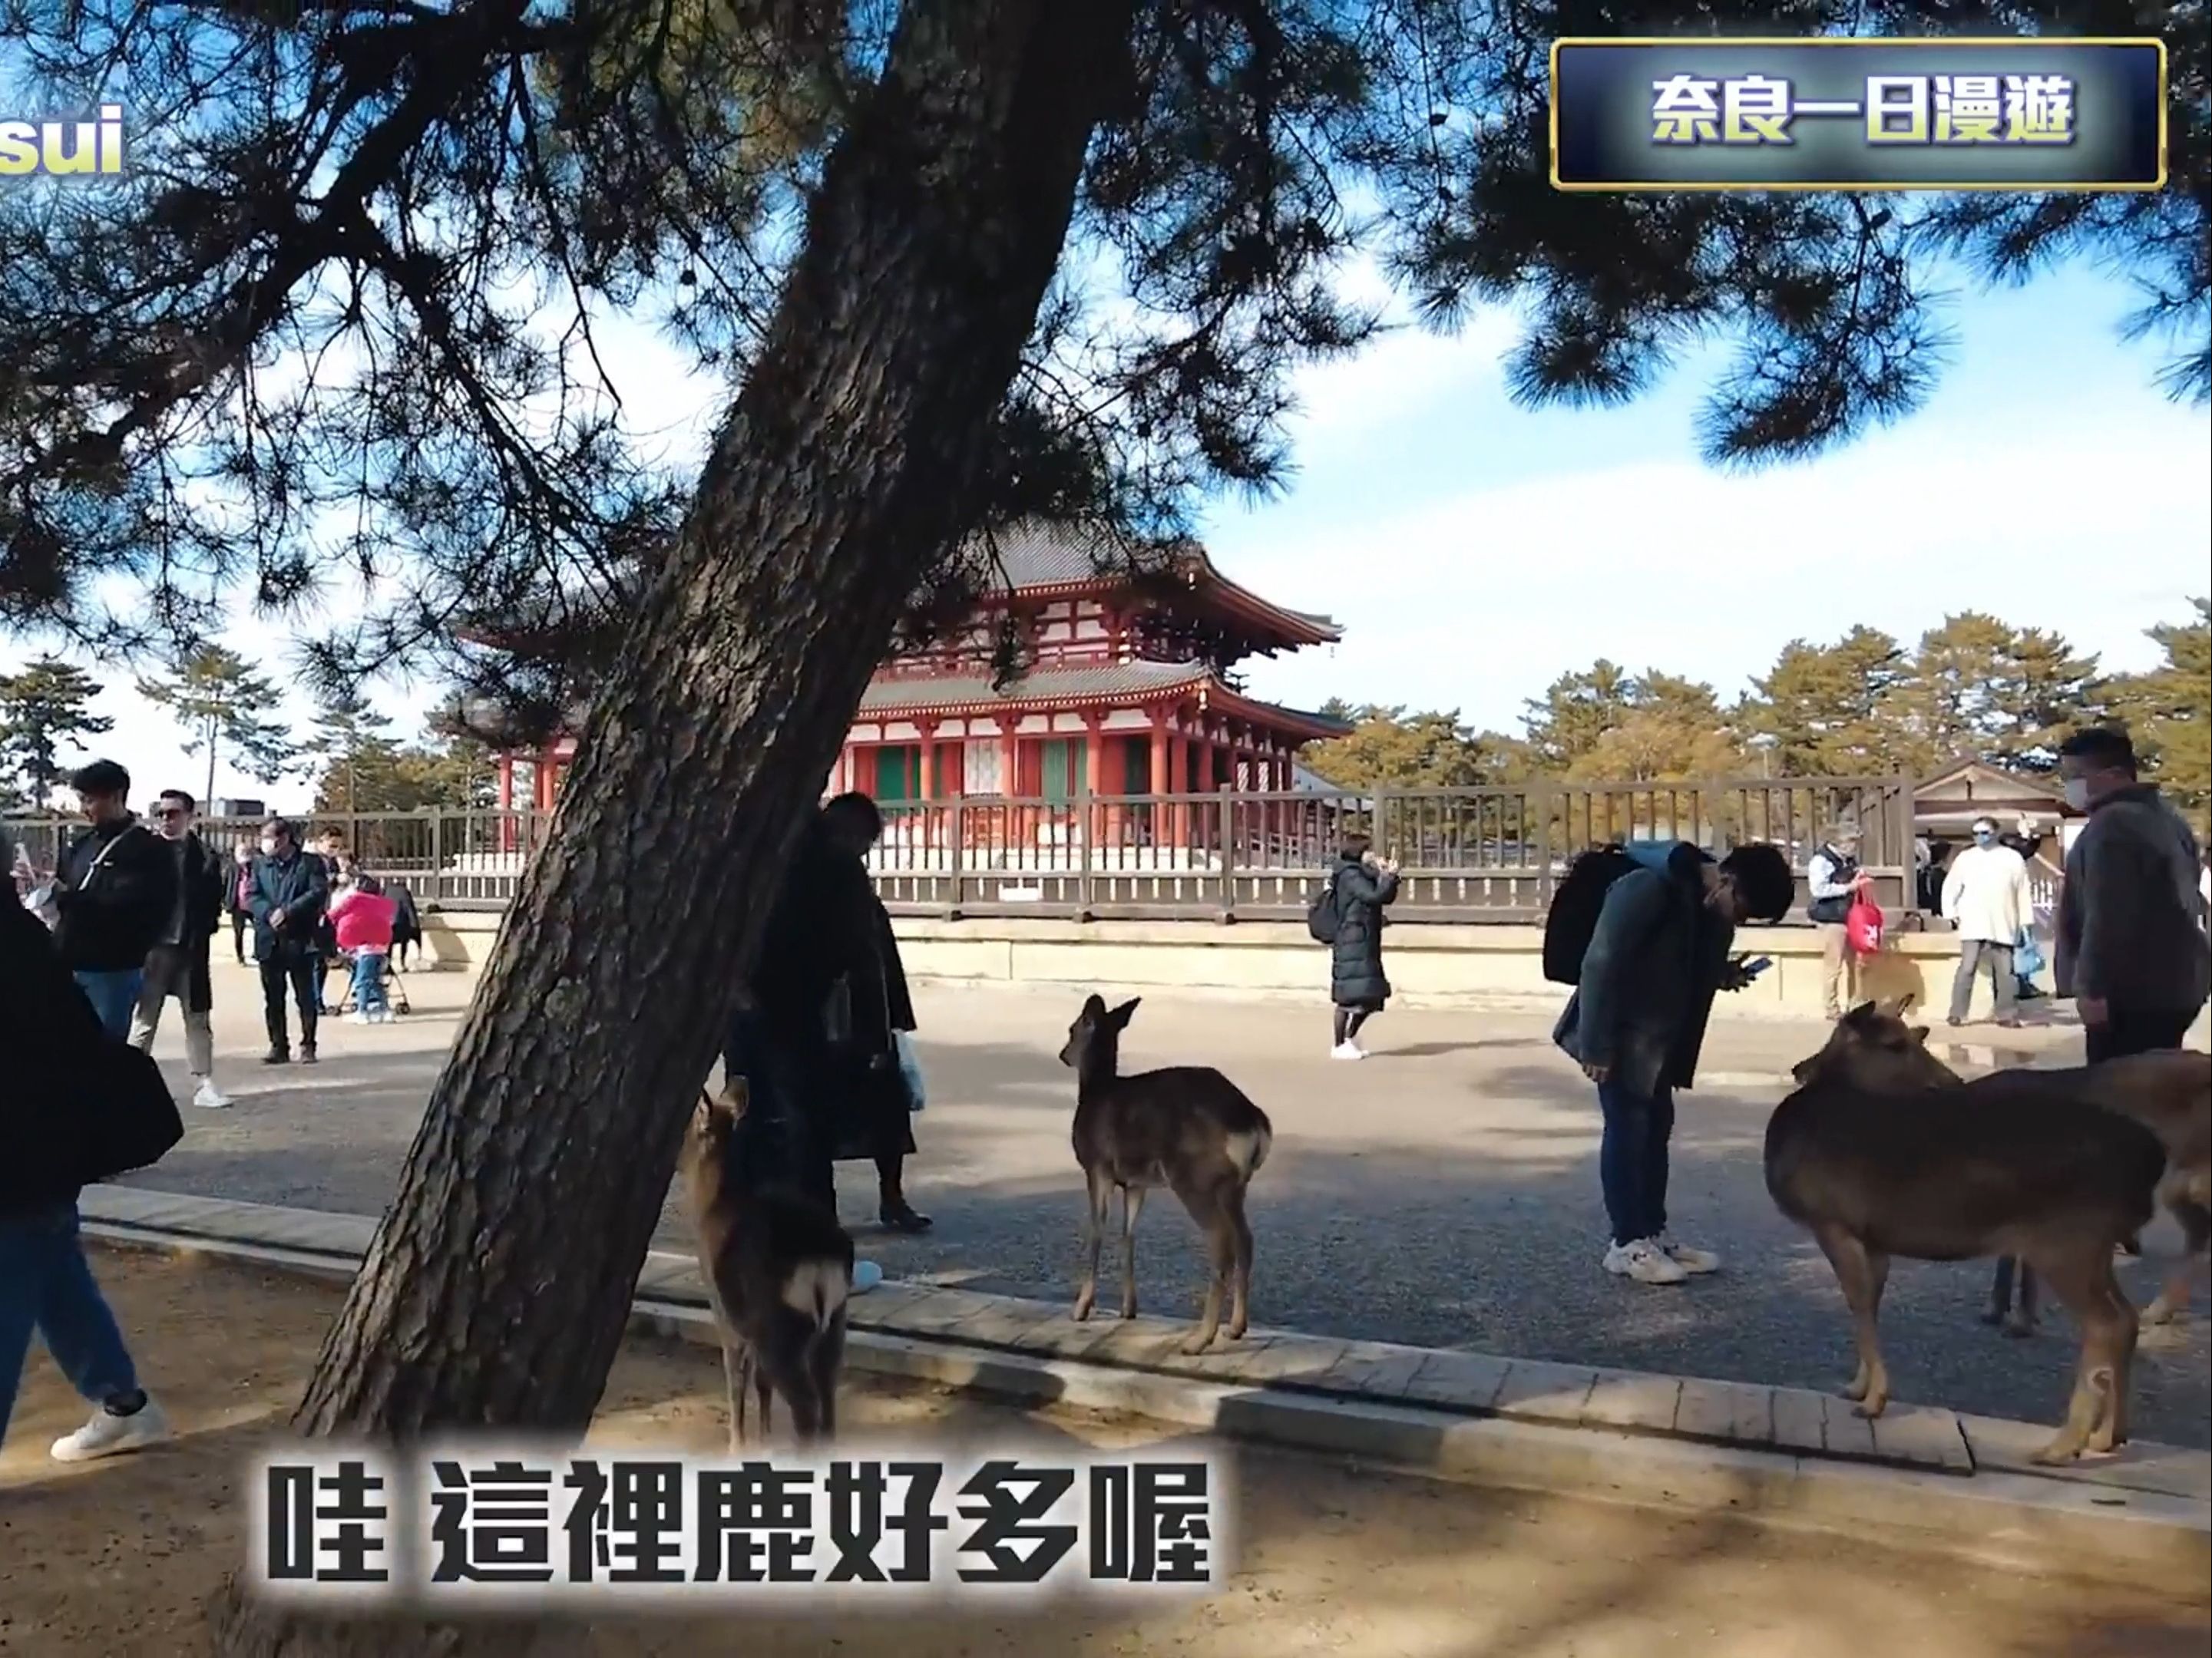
[124,964,2212,1449]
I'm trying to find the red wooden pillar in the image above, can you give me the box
[1169,728,1191,851]
[1147,715,1169,857]
[496,752,515,854]
[1000,728,1021,854]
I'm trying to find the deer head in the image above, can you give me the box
[1790,994,1961,1089]
[1059,992,1141,1070]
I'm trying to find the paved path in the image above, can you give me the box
[130,962,2211,1448]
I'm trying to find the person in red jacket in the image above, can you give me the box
[328,872,398,1023]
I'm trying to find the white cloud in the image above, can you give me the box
[1222,410,2212,730]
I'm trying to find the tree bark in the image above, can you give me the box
[210,0,1133,1649]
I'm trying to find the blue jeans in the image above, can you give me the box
[1,1203,141,1446]
[352,951,389,1014]
[73,968,144,1042]
[1597,1080,1675,1247]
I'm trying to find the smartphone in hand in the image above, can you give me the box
[1739,956,1773,979]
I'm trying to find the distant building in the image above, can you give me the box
[481,523,1351,842]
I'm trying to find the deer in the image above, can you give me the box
[1057,994,1273,1354]
[1801,999,2211,1333]
[677,1079,854,1447]
[1772,997,2168,1464]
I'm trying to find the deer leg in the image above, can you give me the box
[1982,1257,2014,1326]
[1119,1184,1146,1320]
[2144,1196,2208,1326]
[756,1362,774,1442]
[1173,1180,1233,1354]
[810,1313,847,1442]
[760,1330,821,1445]
[1813,1224,1893,1417]
[2027,1244,2133,1464]
[1073,1165,1112,1322]
[1225,1183,1255,1341]
[2005,1260,2040,1338]
[722,1339,748,1452]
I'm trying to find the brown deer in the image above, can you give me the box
[1774,998,2167,1464]
[1057,994,1273,1354]
[677,1081,854,1446]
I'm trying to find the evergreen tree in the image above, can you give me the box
[2101,598,2212,830]
[136,647,299,807]
[1745,627,1913,777]
[1522,660,1638,771]
[1302,705,1492,790]
[0,656,113,808]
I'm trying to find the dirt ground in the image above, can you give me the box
[2,1251,2205,1658]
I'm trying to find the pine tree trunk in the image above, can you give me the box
[210,1,1132,1650]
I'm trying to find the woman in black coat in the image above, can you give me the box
[1328,834,1400,1059]
[745,793,927,1233]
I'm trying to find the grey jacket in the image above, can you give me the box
[2055,784,2210,1013]
[1552,841,1738,1098]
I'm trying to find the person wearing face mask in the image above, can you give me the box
[247,817,330,1065]
[1939,818,2033,1029]
[2055,727,2210,1061]
[126,790,231,1109]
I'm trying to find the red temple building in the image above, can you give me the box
[490,524,1350,854]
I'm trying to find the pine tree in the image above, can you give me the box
[1990,626,2103,772]
[0,656,113,808]
[1301,705,1492,790]
[135,647,300,807]
[1745,627,1913,777]
[2101,598,2211,830]
[1522,660,1638,771]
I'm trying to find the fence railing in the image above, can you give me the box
[4,775,1919,923]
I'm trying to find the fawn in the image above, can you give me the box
[1774,998,2166,1464]
[1057,994,1274,1354]
[678,1081,855,1446]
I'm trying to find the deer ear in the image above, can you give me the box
[1080,992,1107,1017]
[1909,1026,1929,1045]
[1879,992,1916,1017]
[1109,996,1141,1027]
[1791,1056,1820,1085]
[713,1079,747,1121]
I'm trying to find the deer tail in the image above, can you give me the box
[779,1257,850,1332]
[1225,1122,1272,1181]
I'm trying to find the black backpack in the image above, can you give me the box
[1541,845,1642,986]
[1306,873,1341,944]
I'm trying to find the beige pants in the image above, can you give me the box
[1819,923,1857,1018]
[131,945,216,1078]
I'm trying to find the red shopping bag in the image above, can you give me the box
[1845,897,1885,956]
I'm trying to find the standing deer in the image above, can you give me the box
[678,1081,854,1446]
[1058,994,1273,1354]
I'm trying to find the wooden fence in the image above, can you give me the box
[5,775,1919,923]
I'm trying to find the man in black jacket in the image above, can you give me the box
[51,760,177,1042]
[2,828,170,1461]
[248,817,330,1065]
[129,789,233,1109]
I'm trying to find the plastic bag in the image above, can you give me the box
[2015,930,2045,980]
[894,1030,925,1114]
[1845,897,1884,956]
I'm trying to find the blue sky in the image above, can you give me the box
[5,254,2206,810]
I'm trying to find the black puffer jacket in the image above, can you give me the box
[1328,853,1399,1009]
[1,894,114,1214]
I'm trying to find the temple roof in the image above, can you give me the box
[977,522,1341,649]
[859,659,1354,741]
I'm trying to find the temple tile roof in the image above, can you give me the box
[859,660,1353,738]
[980,522,1340,642]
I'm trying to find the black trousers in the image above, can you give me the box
[2085,1006,2200,1063]
[260,950,320,1052]
[230,911,250,963]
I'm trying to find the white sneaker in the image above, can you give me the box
[349,1010,371,1025]
[1656,1234,1721,1275]
[51,1397,169,1462]
[1603,1239,1689,1286]
[191,1078,231,1110]
[851,1260,884,1294]
[1330,1041,1367,1061]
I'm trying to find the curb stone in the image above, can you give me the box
[74,1187,2210,1594]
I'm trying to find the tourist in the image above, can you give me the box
[225,841,256,964]
[1941,817,2034,1029]
[329,871,398,1023]
[1,826,170,1462]
[389,877,424,971]
[1552,841,1795,1287]
[2055,727,2210,1061]
[248,817,330,1065]
[49,761,177,1042]
[1325,834,1400,1060]
[127,789,232,1109]
[315,838,352,1014]
[1805,824,1869,1021]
